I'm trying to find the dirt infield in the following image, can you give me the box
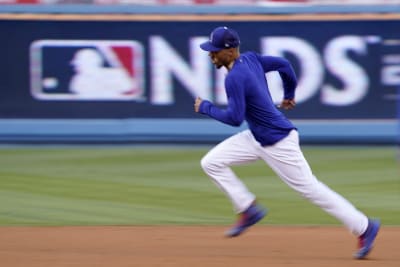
[0,226,398,267]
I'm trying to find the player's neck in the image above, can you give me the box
[226,52,240,71]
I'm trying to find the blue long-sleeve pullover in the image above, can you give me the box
[199,52,297,146]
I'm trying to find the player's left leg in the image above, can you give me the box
[258,130,379,258]
[259,130,368,235]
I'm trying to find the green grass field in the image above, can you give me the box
[0,146,398,226]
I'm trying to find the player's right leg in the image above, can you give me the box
[354,218,380,259]
[200,130,266,236]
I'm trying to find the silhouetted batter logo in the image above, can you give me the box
[30,40,144,101]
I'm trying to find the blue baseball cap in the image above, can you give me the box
[200,26,240,52]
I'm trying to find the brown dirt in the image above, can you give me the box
[0,226,398,267]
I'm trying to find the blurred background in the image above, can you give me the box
[1,0,400,5]
[0,0,398,226]
[0,0,399,145]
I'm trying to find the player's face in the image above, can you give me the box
[209,49,232,69]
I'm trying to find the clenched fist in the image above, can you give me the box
[194,97,203,113]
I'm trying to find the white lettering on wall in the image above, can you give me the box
[150,36,210,105]
[382,55,400,85]
[321,36,369,106]
[149,35,373,107]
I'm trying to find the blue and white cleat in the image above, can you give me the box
[354,218,380,259]
[225,203,267,237]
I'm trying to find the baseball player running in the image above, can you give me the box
[194,26,380,259]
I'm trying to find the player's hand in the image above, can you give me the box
[194,97,203,113]
[279,99,296,110]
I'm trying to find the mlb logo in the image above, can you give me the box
[30,40,144,101]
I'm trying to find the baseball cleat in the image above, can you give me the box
[354,218,380,259]
[225,203,267,237]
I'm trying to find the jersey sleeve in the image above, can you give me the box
[257,54,298,100]
[198,75,245,127]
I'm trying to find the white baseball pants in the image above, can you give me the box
[201,129,368,236]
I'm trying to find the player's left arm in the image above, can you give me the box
[258,55,298,102]
[279,98,296,110]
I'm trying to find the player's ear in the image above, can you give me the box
[227,48,235,55]
[229,47,239,56]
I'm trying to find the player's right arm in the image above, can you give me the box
[194,97,203,113]
[194,76,246,127]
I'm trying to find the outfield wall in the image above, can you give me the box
[0,9,398,144]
